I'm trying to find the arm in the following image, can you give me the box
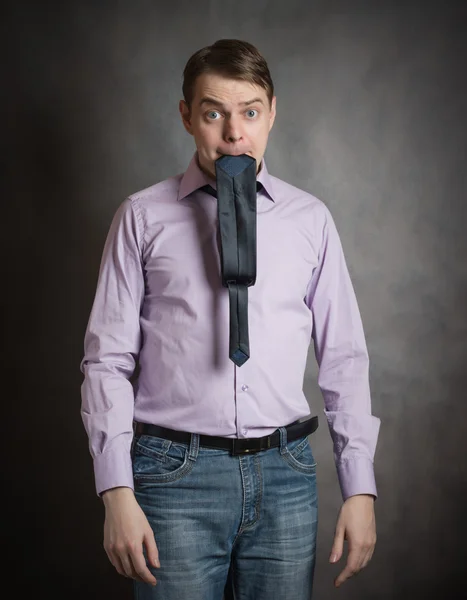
[305,204,380,587]
[305,204,380,501]
[80,197,145,497]
[80,197,159,586]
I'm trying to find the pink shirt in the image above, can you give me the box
[80,151,380,499]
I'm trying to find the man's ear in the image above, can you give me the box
[179,100,193,135]
[269,96,277,131]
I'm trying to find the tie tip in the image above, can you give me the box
[231,349,249,366]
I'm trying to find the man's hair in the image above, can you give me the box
[182,39,274,110]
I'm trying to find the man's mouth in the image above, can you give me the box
[217,151,250,157]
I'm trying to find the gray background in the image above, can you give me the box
[4,0,466,598]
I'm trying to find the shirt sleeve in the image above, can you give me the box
[305,203,381,502]
[80,197,145,497]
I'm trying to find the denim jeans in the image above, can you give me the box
[131,424,318,600]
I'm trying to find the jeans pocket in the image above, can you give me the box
[132,435,195,486]
[280,435,317,475]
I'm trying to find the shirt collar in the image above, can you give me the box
[177,151,276,202]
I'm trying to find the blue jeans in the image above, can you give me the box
[131,425,318,600]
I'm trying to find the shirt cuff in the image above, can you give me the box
[336,456,378,502]
[93,445,134,498]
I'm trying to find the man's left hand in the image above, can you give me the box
[329,493,377,588]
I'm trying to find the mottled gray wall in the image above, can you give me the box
[4,1,466,598]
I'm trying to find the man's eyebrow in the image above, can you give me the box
[198,96,265,108]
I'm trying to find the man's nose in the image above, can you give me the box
[223,118,243,142]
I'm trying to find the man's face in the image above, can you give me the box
[179,72,276,180]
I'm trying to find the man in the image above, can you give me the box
[80,39,380,600]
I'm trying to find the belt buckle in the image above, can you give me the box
[231,435,271,456]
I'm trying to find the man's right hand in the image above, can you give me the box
[102,486,160,586]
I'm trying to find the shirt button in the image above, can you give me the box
[241,384,249,392]
[242,429,248,435]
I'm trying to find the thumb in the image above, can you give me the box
[329,524,345,563]
[144,528,160,568]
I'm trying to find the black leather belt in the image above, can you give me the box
[133,415,318,456]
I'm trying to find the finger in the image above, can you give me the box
[329,524,345,563]
[107,550,129,578]
[144,529,161,569]
[361,545,375,570]
[334,548,363,587]
[129,546,158,586]
[120,552,139,580]
[114,554,130,578]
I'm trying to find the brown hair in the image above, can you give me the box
[182,39,274,110]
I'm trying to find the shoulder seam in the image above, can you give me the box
[129,197,146,255]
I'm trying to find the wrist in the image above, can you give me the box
[345,493,375,503]
[102,486,134,506]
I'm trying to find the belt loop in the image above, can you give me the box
[188,432,200,461]
[278,426,288,455]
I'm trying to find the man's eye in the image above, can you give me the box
[207,111,220,119]
[246,109,258,118]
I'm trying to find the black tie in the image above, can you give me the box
[199,154,262,367]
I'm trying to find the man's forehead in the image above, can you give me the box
[193,74,267,105]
